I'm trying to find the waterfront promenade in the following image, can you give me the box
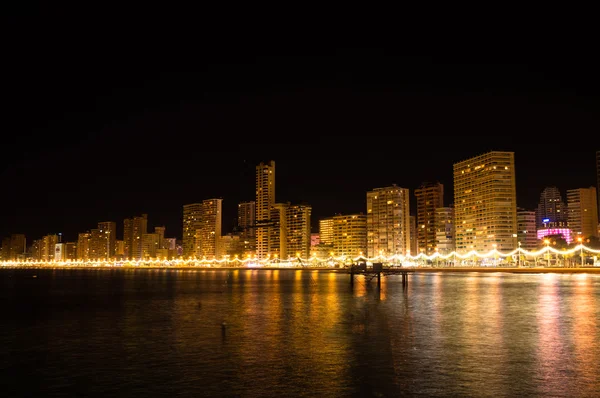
[2,264,600,274]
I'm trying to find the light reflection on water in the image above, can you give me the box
[1,269,599,397]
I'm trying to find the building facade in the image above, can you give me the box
[453,151,517,253]
[319,218,334,245]
[256,161,276,259]
[183,203,202,258]
[536,186,568,228]
[567,187,599,239]
[286,204,312,259]
[331,213,367,257]
[517,208,538,250]
[366,184,411,257]
[435,207,455,254]
[124,214,148,260]
[198,198,223,258]
[414,182,444,255]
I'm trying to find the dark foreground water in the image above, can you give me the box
[1,268,599,397]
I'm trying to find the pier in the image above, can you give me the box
[346,262,413,288]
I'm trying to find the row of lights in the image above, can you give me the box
[1,244,599,266]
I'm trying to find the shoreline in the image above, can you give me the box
[2,266,600,274]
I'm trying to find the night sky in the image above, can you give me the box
[3,11,600,242]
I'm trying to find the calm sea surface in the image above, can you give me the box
[1,268,599,397]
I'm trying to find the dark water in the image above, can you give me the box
[1,268,599,397]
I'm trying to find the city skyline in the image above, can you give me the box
[0,146,597,242]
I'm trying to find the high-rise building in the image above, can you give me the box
[269,202,289,259]
[65,242,78,260]
[319,218,334,245]
[0,234,26,261]
[286,204,312,259]
[453,151,517,253]
[255,161,275,259]
[331,213,367,257]
[198,198,223,258]
[517,208,538,250]
[536,186,568,228]
[41,234,59,261]
[435,207,455,254]
[237,201,256,255]
[409,215,417,255]
[123,214,147,260]
[238,201,256,236]
[415,182,444,255]
[183,203,202,258]
[97,221,116,258]
[142,233,160,258]
[366,184,411,257]
[567,187,599,239]
[77,232,91,260]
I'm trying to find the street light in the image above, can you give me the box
[544,239,550,267]
[517,241,522,267]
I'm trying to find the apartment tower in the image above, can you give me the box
[453,151,517,253]
[366,184,411,257]
[256,161,276,259]
[414,182,444,255]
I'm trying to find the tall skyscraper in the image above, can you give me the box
[198,198,223,258]
[453,151,517,253]
[123,214,147,260]
[366,184,411,257]
[331,213,367,257]
[517,208,538,250]
[256,161,275,259]
[286,203,312,259]
[41,234,59,261]
[77,232,91,260]
[567,187,599,238]
[536,186,568,228]
[435,207,455,254]
[0,234,26,261]
[414,182,444,255]
[183,203,203,258]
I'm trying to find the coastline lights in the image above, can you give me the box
[2,245,600,267]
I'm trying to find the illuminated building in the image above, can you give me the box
[89,229,104,259]
[77,232,91,259]
[218,234,243,257]
[142,233,159,258]
[29,239,42,260]
[567,187,599,238]
[331,213,366,257]
[123,214,147,260]
[319,218,334,245]
[517,208,538,250]
[537,227,573,244]
[310,233,320,247]
[409,215,417,255]
[435,207,455,254]
[97,221,116,258]
[367,184,411,257]
[54,243,66,261]
[535,186,567,228]
[453,151,517,253]
[286,203,312,259]
[0,234,26,260]
[183,203,202,257]
[198,198,223,258]
[65,242,77,260]
[41,234,59,261]
[255,161,275,259]
[415,182,444,255]
[269,202,288,259]
[237,201,256,255]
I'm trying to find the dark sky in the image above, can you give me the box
[3,10,600,242]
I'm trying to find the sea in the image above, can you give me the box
[1,268,599,397]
